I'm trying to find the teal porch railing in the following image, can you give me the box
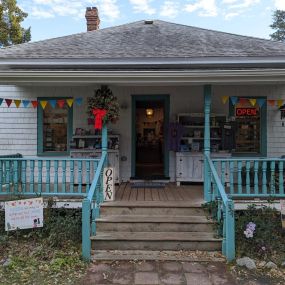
[211,158,285,198]
[0,157,100,196]
[204,153,235,261]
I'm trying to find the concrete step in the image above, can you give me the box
[96,215,214,232]
[100,201,205,216]
[92,250,225,262]
[91,232,222,251]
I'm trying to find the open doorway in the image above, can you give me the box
[132,96,169,180]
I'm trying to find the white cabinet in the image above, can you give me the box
[176,152,231,185]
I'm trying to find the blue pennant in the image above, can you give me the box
[0,98,3,106]
[256,98,265,107]
[49,99,57,108]
[230,96,239,105]
[22,100,30,108]
[75,98,83,106]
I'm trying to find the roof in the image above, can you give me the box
[1,20,285,60]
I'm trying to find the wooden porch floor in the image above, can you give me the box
[115,183,204,203]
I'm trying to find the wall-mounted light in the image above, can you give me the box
[146,108,154,118]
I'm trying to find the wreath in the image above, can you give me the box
[87,85,120,124]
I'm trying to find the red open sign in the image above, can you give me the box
[235,108,258,117]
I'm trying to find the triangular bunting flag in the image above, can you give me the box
[75,98,83,106]
[239,98,248,105]
[57,99,65,108]
[5,99,12,107]
[31,101,38,108]
[14,99,21,108]
[222,96,229,104]
[249,99,256,107]
[230,97,238,105]
[49,99,57,108]
[277,99,284,108]
[256,98,265,107]
[0,98,3,106]
[268,100,275,107]
[40,100,48,109]
[66,98,74,107]
[22,100,30,108]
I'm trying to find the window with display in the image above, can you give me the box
[37,98,73,155]
[231,98,267,156]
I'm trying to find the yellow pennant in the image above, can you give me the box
[66,98,74,107]
[40,100,48,109]
[277,99,284,108]
[222,96,229,104]
[14,99,21,108]
[249,99,256,107]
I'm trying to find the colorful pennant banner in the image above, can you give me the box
[0,97,83,108]
[224,97,284,108]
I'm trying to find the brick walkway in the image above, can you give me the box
[80,260,237,285]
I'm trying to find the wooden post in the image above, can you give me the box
[225,200,235,261]
[204,85,212,202]
[82,198,91,261]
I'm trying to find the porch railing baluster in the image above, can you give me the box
[13,160,19,194]
[86,161,90,193]
[30,160,35,193]
[54,160,58,193]
[46,160,51,193]
[5,161,11,193]
[70,161,74,193]
[0,160,3,191]
[21,160,26,193]
[279,161,284,195]
[254,161,259,195]
[38,160,42,194]
[245,161,250,194]
[270,161,276,195]
[237,161,242,194]
[78,161,82,194]
[62,160,66,193]
[229,161,234,195]
[262,161,267,194]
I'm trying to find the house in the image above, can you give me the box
[1,7,285,261]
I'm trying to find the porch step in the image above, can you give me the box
[91,232,222,251]
[96,215,214,232]
[100,201,205,216]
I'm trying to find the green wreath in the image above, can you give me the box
[87,85,120,124]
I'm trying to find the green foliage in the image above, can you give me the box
[87,85,120,124]
[270,10,285,41]
[0,0,31,47]
[236,205,285,263]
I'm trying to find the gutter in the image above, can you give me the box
[1,69,285,84]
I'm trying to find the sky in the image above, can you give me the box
[17,0,285,42]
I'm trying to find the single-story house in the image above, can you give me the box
[1,8,285,261]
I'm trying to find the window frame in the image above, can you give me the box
[229,96,267,157]
[37,97,73,157]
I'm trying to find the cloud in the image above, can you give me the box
[274,0,285,10]
[185,0,218,17]
[226,0,260,9]
[224,12,240,20]
[160,1,180,18]
[129,0,156,15]
[97,0,120,20]
[30,7,55,18]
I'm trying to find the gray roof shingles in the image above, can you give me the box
[1,20,285,60]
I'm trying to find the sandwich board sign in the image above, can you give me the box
[103,167,115,201]
[5,198,44,231]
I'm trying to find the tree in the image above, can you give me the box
[0,0,31,47]
[270,10,285,42]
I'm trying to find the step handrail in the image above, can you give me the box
[205,153,235,261]
[82,151,107,261]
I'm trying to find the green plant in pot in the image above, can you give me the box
[87,85,120,125]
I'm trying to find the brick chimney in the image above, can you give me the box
[85,7,100,31]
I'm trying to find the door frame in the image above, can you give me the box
[131,95,170,178]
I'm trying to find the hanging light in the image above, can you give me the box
[146,108,154,117]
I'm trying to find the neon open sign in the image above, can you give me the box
[235,108,258,116]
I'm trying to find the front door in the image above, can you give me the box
[131,95,169,179]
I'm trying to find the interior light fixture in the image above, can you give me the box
[146,108,154,117]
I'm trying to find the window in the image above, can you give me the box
[37,98,73,156]
[230,98,267,156]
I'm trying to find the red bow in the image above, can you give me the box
[92,109,107,130]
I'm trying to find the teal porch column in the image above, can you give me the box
[204,85,212,202]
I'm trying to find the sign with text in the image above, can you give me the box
[5,198,44,231]
[281,200,285,229]
[103,167,115,201]
[235,108,258,117]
